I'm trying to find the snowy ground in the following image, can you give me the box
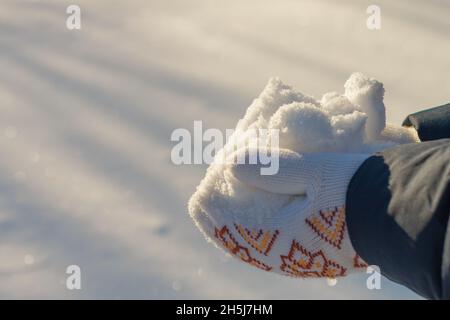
[0,0,448,299]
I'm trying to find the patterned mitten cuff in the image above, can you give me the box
[189,149,370,279]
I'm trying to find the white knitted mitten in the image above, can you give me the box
[190,148,371,278]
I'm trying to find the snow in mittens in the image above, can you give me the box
[188,72,418,240]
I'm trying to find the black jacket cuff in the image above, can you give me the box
[403,103,450,141]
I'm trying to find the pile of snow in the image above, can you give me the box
[189,73,418,239]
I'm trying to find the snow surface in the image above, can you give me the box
[0,0,449,299]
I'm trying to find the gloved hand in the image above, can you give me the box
[189,148,371,279]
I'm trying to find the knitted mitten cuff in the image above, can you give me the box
[189,149,370,279]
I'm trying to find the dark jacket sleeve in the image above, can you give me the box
[346,103,450,300]
[403,103,450,141]
[346,139,450,300]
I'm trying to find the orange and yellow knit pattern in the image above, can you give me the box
[213,206,367,278]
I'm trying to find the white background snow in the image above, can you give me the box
[0,0,448,299]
